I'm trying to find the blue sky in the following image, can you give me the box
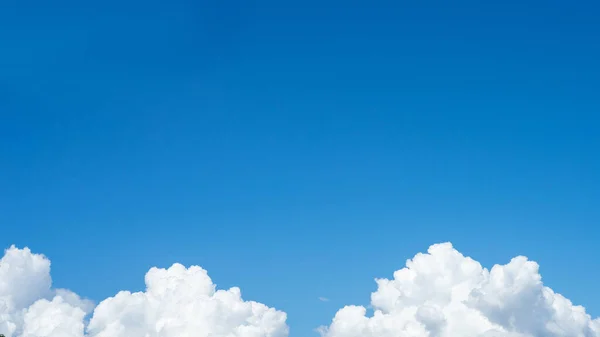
[1,0,599,336]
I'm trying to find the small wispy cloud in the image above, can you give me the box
[318,297,330,302]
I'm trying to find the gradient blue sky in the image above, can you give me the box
[1,0,599,335]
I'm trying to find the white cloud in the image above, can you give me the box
[0,245,289,337]
[4,242,600,337]
[319,242,600,337]
[0,246,90,337]
[319,297,330,302]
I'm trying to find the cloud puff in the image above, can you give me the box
[0,245,288,337]
[0,246,92,337]
[319,243,600,337]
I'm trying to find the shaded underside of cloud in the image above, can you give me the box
[319,242,600,337]
[0,245,288,337]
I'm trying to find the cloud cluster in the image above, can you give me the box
[0,246,93,337]
[3,242,599,337]
[319,242,600,337]
[0,246,288,337]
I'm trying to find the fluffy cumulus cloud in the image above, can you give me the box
[0,246,288,337]
[0,246,92,337]
[4,243,600,337]
[319,243,600,337]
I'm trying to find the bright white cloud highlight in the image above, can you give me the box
[0,245,288,337]
[319,242,600,337]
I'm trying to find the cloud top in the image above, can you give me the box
[319,242,600,337]
[0,246,288,337]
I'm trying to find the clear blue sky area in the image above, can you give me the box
[1,0,599,335]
